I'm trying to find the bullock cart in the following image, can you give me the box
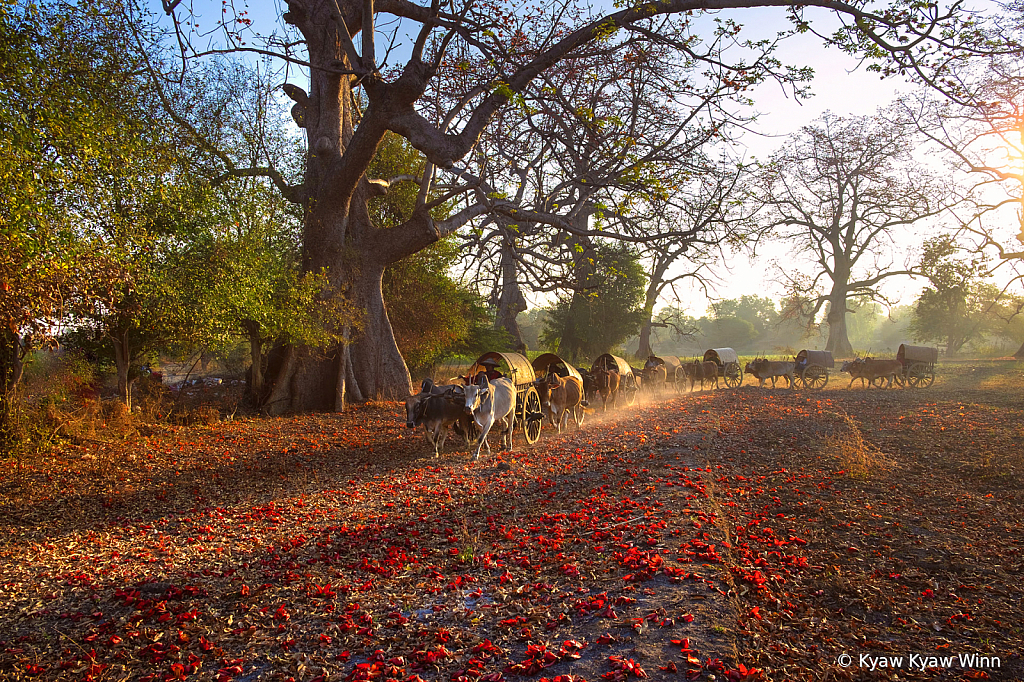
[467,352,544,444]
[897,344,938,388]
[794,349,834,389]
[703,348,743,388]
[590,354,639,406]
[646,355,684,394]
[531,353,583,383]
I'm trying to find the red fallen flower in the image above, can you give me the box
[748,606,762,620]
[681,614,695,623]
[597,633,618,644]
[659,662,678,673]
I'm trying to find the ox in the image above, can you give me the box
[747,357,796,389]
[593,367,620,411]
[462,375,517,460]
[641,357,668,395]
[841,357,901,389]
[745,361,776,388]
[682,360,703,392]
[404,379,475,457]
[536,373,586,432]
[701,360,720,390]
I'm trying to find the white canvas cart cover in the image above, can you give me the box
[703,348,739,367]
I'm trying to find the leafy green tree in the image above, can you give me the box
[1,2,135,440]
[911,236,1000,354]
[541,244,647,362]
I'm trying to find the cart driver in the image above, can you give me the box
[476,357,505,382]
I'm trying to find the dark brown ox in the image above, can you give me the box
[748,358,796,389]
[536,373,586,432]
[682,360,703,392]
[701,360,720,390]
[641,357,668,395]
[403,379,475,457]
[594,367,620,411]
[841,357,902,388]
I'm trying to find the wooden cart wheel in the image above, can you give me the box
[907,362,934,388]
[723,362,742,388]
[521,386,543,444]
[624,375,638,406]
[802,366,828,389]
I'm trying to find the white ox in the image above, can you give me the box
[462,376,517,460]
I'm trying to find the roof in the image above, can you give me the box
[898,344,939,364]
[649,355,683,372]
[532,353,583,383]
[470,352,537,387]
[590,354,634,377]
[795,350,835,368]
[703,348,740,365]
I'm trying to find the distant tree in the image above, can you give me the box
[698,315,759,352]
[756,111,955,357]
[910,236,1000,354]
[541,244,647,362]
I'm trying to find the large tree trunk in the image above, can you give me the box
[635,267,667,360]
[555,212,596,362]
[347,260,413,400]
[496,232,527,353]
[262,6,410,412]
[824,296,854,358]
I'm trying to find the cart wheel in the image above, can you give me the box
[802,366,828,389]
[906,362,934,388]
[723,363,742,388]
[624,375,638,406]
[521,386,543,444]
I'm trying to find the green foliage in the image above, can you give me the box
[699,316,758,350]
[0,1,129,347]
[541,243,647,359]
[910,236,998,354]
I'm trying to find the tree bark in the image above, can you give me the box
[110,331,134,410]
[824,296,854,358]
[496,232,528,353]
[636,264,668,360]
[242,320,265,403]
[0,329,20,448]
[555,211,596,362]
